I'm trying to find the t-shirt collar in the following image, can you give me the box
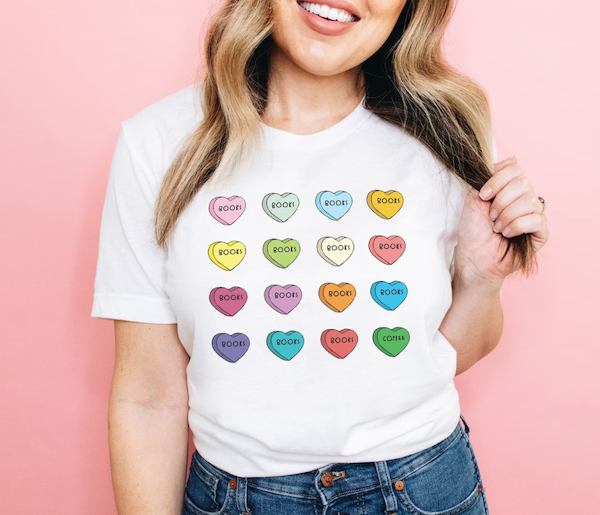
[260,94,371,152]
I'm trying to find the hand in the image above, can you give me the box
[453,156,549,287]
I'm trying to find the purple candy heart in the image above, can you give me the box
[264,284,302,314]
[212,333,250,363]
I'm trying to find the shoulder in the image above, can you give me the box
[119,82,205,181]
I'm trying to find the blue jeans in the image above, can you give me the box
[183,414,489,515]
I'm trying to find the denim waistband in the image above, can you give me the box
[192,415,468,511]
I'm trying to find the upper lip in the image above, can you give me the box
[298,0,361,20]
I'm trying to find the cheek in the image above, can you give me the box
[369,0,407,19]
[352,1,405,57]
[373,1,406,27]
[365,0,407,38]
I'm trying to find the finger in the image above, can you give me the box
[488,175,531,223]
[491,193,540,234]
[493,155,517,175]
[480,162,523,200]
[501,213,545,238]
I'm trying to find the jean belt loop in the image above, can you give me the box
[235,475,251,514]
[374,461,399,515]
[460,413,471,434]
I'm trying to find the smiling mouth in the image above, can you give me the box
[297,2,360,23]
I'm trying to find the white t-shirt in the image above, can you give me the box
[92,83,496,477]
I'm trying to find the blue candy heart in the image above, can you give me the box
[266,331,304,361]
[370,281,408,310]
[315,191,353,221]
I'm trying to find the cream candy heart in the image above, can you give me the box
[317,236,354,266]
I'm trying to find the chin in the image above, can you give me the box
[296,60,346,76]
[287,46,352,76]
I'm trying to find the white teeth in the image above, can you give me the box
[299,2,357,23]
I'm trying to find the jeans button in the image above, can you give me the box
[321,471,333,487]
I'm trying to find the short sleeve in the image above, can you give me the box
[91,125,177,324]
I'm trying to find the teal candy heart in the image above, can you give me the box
[315,190,353,220]
[266,331,304,360]
[262,193,300,222]
[370,281,408,310]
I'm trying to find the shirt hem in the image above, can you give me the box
[190,383,461,477]
[91,293,177,324]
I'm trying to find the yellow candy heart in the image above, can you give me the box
[208,241,246,271]
[367,190,404,219]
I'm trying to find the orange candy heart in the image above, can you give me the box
[318,283,356,312]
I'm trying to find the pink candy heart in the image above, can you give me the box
[209,286,248,316]
[209,196,246,225]
[264,285,302,314]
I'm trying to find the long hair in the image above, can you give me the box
[155,0,535,273]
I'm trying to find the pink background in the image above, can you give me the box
[1,0,597,513]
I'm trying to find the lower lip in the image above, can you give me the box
[296,2,358,36]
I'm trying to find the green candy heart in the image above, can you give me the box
[262,193,300,223]
[263,238,301,268]
[373,327,410,357]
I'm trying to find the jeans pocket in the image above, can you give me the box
[183,452,235,515]
[394,430,484,515]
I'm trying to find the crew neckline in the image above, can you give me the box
[260,95,372,152]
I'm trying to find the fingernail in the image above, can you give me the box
[489,209,498,221]
[493,221,503,233]
[480,187,492,200]
[502,227,512,237]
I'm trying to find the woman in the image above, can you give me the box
[92,0,549,513]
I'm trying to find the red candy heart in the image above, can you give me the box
[321,329,358,359]
[368,235,406,265]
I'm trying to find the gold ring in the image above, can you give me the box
[538,196,546,216]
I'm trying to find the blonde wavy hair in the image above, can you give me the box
[154,0,535,272]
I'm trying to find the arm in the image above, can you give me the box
[108,321,190,515]
[442,156,549,375]
[440,275,504,376]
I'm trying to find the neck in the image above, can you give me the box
[261,45,365,135]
